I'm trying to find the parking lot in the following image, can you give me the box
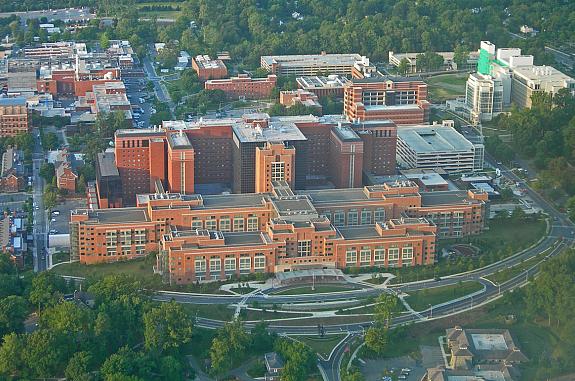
[123,78,154,128]
[48,198,85,235]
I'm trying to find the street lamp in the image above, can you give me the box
[429,303,433,318]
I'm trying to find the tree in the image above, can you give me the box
[453,45,470,69]
[65,351,94,381]
[210,319,249,375]
[143,301,193,352]
[274,339,315,381]
[373,293,398,328]
[22,329,70,377]
[397,57,410,75]
[0,296,29,337]
[39,162,55,183]
[100,32,111,49]
[0,333,24,377]
[43,189,58,210]
[365,326,388,354]
[29,272,66,313]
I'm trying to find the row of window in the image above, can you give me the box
[187,255,267,273]
[324,208,386,227]
[191,216,259,232]
[345,246,413,264]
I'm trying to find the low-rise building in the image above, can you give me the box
[388,51,479,73]
[0,146,25,192]
[264,352,284,381]
[191,55,228,81]
[296,75,351,98]
[279,89,322,113]
[205,74,277,100]
[261,53,375,77]
[396,122,484,173]
[511,65,575,108]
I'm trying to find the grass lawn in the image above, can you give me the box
[405,281,484,311]
[181,303,235,321]
[272,284,358,295]
[296,334,346,358]
[50,257,164,287]
[426,73,468,103]
[239,309,312,321]
[472,217,547,253]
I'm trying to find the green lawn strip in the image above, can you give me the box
[426,73,468,102]
[181,303,235,321]
[272,284,359,295]
[405,281,484,311]
[486,249,549,285]
[230,287,256,294]
[269,316,372,326]
[336,298,407,315]
[239,309,312,321]
[295,334,346,358]
[388,217,546,285]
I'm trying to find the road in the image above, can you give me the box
[31,129,49,272]
[0,7,94,25]
[142,55,175,119]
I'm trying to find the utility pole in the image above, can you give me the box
[429,303,433,318]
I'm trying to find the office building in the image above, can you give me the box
[344,76,430,124]
[388,51,479,73]
[70,180,488,281]
[0,98,29,137]
[511,65,575,108]
[261,53,375,77]
[396,122,484,173]
[100,114,399,206]
[205,74,277,100]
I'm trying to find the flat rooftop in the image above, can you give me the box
[513,64,574,84]
[201,193,267,209]
[223,231,265,246]
[97,152,119,177]
[397,125,475,153]
[421,191,477,206]
[337,225,382,240]
[301,188,369,204]
[167,132,193,149]
[0,97,26,106]
[332,125,361,142]
[364,104,422,111]
[193,55,226,70]
[296,75,351,89]
[232,121,307,144]
[80,207,149,224]
[262,53,363,67]
[471,333,508,351]
[352,75,424,84]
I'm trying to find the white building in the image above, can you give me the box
[396,122,484,173]
[465,73,504,123]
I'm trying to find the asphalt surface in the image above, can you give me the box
[142,55,175,118]
[32,129,49,272]
[0,7,94,25]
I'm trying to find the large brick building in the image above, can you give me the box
[70,180,487,282]
[205,74,277,100]
[344,76,430,124]
[96,114,398,206]
[191,55,228,81]
[0,98,29,137]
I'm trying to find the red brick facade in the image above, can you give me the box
[205,75,277,100]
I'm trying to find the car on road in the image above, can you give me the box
[52,210,60,216]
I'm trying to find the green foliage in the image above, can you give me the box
[365,326,388,354]
[209,319,250,375]
[29,272,68,312]
[415,52,445,72]
[65,351,95,381]
[0,296,29,338]
[274,338,316,381]
[143,301,193,352]
[40,162,56,183]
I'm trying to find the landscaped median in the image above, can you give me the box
[404,281,484,312]
[295,334,347,359]
[485,247,552,285]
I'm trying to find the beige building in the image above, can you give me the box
[511,65,575,108]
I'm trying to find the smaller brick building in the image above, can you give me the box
[192,55,228,81]
[205,74,277,100]
[0,98,29,138]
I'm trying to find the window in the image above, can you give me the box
[254,254,266,269]
[134,229,146,245]
[297,240,311,257]
[360,248,371,265]
[271,161,285,182]
[191,219,203,230]
[374,247,385,263]
[333,211,345,226]
[194,258,206,273]
[233,216,244,232]
[347,210,359,226]
[388,247,399,261]
[345,249,357,265]
[135,245,145,255]
[205,219,217,230]
[375,208,386,223]
[219,217,231,232]
[224,257,236,271]
[402,246,413,261]
[360,210,372,225]
[247,216,258,231]
[239,256,251,271]
[210,257,221,272]
[106,231,117,247]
